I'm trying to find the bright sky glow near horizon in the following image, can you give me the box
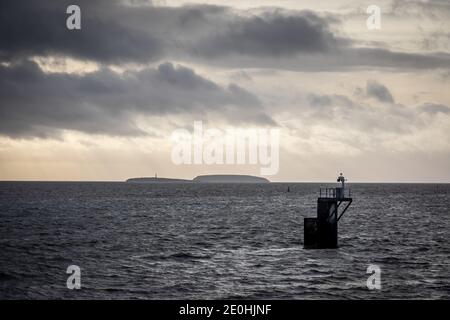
[0,0,449,182]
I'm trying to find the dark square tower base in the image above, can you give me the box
[304,198,338,249]
[304,218,318,249]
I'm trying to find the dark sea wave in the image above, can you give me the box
[0,182,449,299]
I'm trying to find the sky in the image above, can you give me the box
[0,0,449,182]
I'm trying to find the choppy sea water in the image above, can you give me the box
[0,182,449,299]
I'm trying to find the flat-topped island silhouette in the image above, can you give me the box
[126,174,270,183]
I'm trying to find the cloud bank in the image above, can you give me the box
[0,60,272,138]
[1,0,450,71]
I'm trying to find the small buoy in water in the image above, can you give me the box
[287,186,290,192]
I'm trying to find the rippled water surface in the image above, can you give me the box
[0,182,449,299]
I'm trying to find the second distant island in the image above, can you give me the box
[126,174,270,183]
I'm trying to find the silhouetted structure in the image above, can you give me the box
[304,174,353,249]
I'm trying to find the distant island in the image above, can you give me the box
[126,175,270,183]
[193,175,269,183]
[126,177,191,183]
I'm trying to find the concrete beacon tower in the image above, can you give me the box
[304,173,353,249]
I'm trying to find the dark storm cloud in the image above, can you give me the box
[0,60,272,138]
[193,11,347,58]
[1,0,449,140]
[419,103,450,115]
[354,80,395,103]
[1,0,450,70]
[366,80,395,103]
[0,0,165,64]
[307,94,355,108]
[0,1,342,62]
[299,83,450,134]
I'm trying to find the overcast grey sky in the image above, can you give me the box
[0,0,449,182]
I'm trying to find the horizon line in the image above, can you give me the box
[0,179,449,184]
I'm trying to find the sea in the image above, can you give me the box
[0,182,449,299]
